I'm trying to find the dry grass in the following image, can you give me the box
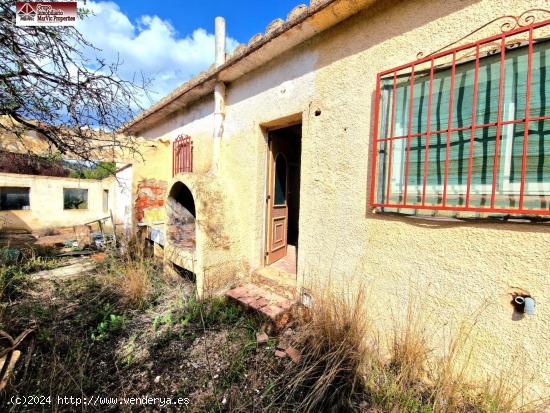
[273,286,374,412]
[100,236,159,308]
[274,284,540,413]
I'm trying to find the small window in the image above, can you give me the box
[103,189,109,212]
[274,153,287,205]
[63,188,88,210]
[0,187,30,210]
[173,134,193,176]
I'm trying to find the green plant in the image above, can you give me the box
[0,247,20,266]
[178,296,247,329]
[92,314,126,341]
[21,255,60,274]
[68,161,116,179]
[153,313,174,331]
[220,332,257,388]
[0,266,29,300]
[121,335,137,366]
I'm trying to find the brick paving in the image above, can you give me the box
[225,283,294,327]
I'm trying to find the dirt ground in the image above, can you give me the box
[0,254,292,412]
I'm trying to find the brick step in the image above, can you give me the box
[251,268,297,301]
[251,274,296,300]
[226,283,295,329]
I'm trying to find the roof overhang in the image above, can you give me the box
[122,0,377,134]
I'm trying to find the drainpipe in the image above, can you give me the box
[212,16,226,174]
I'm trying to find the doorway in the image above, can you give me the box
[265,124,301,274]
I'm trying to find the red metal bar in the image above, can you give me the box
[181,145,184,173]
[519,28,534,210]
[385,72,398,203]
[378,114,550,141]
[179,142,182,174]
[422,59,435,206]
[465,45,480,208]
[369,74,382,206]
[372,202,550,215]
[490,34,506,209]
[403,65,415,205]
[377,18,550,77]
[173,135,193,175]
[371,20,550,216]
[186,141,190,171]
[185,140,188,171]
[443,51,457,207]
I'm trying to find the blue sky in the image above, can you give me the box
[77,1,302,107]
[113,0,301,44]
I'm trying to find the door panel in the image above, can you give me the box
[266,139,289,264]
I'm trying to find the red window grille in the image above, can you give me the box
[172,134,193,176]
[370,18,550,216]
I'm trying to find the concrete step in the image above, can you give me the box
[252,267,297,300]
[225,283,295,329]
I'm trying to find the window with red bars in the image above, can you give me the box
[370,20,550,216]
[172,135,193,176]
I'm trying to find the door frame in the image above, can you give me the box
[262,117,302,267]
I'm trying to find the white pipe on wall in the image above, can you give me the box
[213,82,225,173]
[215,17,226,67]
[212,17,226,174]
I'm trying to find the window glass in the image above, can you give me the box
[103,189,109,212]
[0,187,30,210]
[274,154,287,206]
[63,188,88,210]
[377,41,550,213]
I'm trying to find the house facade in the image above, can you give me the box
[0,124,134,233]
[123,0,550,401]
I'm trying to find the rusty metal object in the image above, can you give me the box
[370,15,550,216]
[417,9,550,59]
[172,134,193,176]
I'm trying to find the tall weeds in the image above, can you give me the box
[274,287,374,412]
[100,236,160,308]
[275,284,538,413]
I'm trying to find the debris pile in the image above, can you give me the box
[165,198,195,249]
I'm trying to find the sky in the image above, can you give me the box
[77,0,301,106]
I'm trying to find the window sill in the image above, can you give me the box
[372,207,550,224]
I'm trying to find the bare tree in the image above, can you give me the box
[0,0,147,163]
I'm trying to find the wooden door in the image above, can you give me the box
[266,137,289,264]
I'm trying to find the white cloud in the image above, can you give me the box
[77,1,239,106]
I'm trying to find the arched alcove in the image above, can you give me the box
[166,182,196,251]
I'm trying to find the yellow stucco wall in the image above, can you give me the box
[133,0,549,401]
[0,173,114,231]
[121,138,172,225]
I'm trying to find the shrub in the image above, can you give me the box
[100,236,161,308]
[0,265,29,301]
[0,246,59,301]
[92,314,126,341]
[0,247,20,266]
